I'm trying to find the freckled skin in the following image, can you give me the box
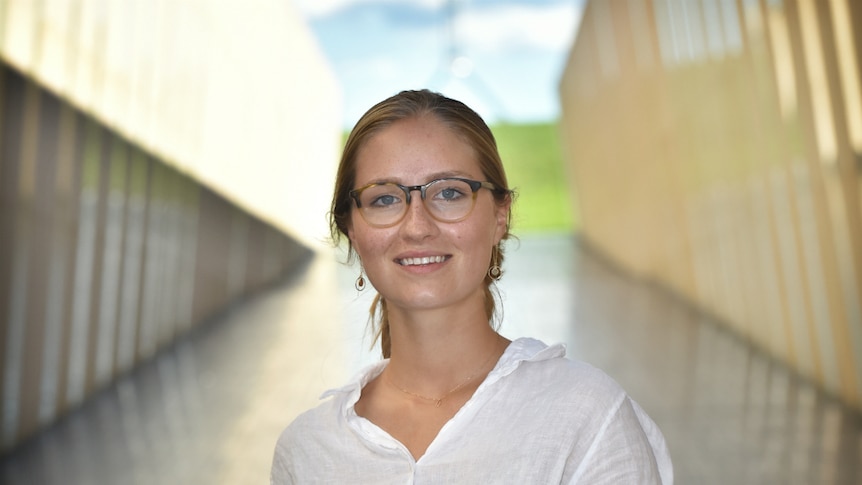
[347,115,509,314]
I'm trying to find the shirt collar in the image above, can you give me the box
[320,338,565,410]
[480,337,565,390]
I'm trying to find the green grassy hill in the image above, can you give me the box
[492,122,575,234]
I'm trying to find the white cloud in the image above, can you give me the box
[291,0,445,18]
[291,0,585,125]
[341,56,402,80]
[288,0,352,18]
[455,3,582,54]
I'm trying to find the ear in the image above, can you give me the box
[493,195,511,244]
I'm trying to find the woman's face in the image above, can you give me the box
[347,115,509,313]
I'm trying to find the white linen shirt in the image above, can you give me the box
[271,338,673,484]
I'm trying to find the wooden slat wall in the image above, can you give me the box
[559,0,862,409]
[0,65,311,452]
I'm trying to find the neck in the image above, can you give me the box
[384,293,507,396]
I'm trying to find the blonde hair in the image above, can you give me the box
[329,90,513,357]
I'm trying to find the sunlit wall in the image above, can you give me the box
[0,0,341,247]
[559,0,862,410]
[0,0,340,452]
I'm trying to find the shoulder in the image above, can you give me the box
[487,340,634,436]
[275,395,343,451]
[504,341,627,407]
[271,397,344,483]
[494,342,672,482]
[272,360,386,479]
[276,358,386,449]
[510,347,654,436]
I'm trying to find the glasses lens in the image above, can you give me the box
[357,184,406,226]
[355,179,480,226]
[424,179,476,221]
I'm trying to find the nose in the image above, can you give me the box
[399,190,438,240]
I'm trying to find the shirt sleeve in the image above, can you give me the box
[270,427,297,485]
[566,394,673,484]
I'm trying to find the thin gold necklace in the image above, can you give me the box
[386,339,504,408]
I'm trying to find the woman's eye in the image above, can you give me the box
[370,194,401,207]
[437,188,465,200]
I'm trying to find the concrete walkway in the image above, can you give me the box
[1,234,860,484]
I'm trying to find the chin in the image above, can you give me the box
[389,293,450,310]
[389,285,485,313]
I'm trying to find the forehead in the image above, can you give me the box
[354,116,481,184]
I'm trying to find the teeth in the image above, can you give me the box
[399,255,446,266]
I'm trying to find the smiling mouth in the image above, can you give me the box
[397,255,449,266]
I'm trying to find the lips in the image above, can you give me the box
[396,255,449,266]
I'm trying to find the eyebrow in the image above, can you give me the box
[365,171,475,186]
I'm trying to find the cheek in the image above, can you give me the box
[351,228,369,260]
[447,219,495,251]
[348,221,366,260]
[481,206,506,244]
[351,225,389,262]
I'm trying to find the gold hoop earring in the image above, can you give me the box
[488,245,502,281]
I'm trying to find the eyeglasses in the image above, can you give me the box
[350,177,500,227]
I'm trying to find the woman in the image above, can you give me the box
[271,90,672,483]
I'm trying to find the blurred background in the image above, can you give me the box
[0,0,861,483]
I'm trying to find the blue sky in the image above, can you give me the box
[292,0,585,127]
